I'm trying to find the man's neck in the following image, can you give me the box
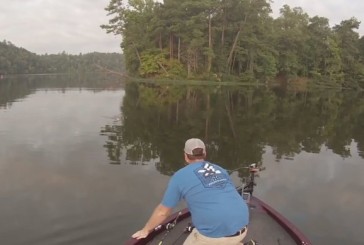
[187,159,205,164]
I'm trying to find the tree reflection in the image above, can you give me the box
[101,82,364,176]
[0,74,123,109]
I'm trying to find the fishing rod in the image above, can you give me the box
[157,211,182,245]
[227,163,265,174]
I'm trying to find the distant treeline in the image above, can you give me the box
[0,40,124,75]
[102,0,364,88]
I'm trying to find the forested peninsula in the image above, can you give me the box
[102,0,364,89]
[0,40,124,75]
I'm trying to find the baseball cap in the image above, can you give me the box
[184,138,206,155]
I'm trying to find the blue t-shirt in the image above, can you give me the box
[161,161,249,238]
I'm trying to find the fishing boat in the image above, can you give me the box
[124,164,312,245]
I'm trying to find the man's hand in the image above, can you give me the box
[132,229,149,239]
[131,204,172,240]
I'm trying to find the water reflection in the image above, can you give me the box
[99,82,364,244]
[101,82,364,174]
[1,78,363,245]
[0,73,124,109]
[0,83,127,245]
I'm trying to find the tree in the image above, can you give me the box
[101,0,159,74]
[306,16,342,81]
[101,0,364,88]
[333,17,362,86]
[274,5,310,77]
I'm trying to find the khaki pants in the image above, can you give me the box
[183,228,247,245]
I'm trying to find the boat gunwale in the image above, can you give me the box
[251,196,311,245]
[124,208,191,245]
[124,196,312,245]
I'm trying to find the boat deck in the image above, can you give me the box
[144,199,297,245]
[124,168,311,245]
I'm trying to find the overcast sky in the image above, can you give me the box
[0,0,121,54]
[1,0,363,55]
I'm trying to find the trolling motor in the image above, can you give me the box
[241,163,265,203]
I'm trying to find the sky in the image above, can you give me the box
[0,0,363,55]
[271,1,364,33]
[0,0,121,54]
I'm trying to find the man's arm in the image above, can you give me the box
[132,204,172,239]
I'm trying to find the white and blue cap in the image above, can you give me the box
[184,138,206,156]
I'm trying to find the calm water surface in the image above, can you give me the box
[0,76,363,245]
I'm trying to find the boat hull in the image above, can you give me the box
[124,196,311,245]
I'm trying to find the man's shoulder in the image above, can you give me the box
[174,164,195,176]
[172,161,227,178]
[172,162,203,180]
[200,161,227,172]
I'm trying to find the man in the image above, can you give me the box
[132,138,249,244]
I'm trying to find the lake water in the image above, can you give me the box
[0,75,363,245]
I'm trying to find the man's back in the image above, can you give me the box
[162,161,249,238]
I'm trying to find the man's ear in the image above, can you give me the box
[184,153,189,163]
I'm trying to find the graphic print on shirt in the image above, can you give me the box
[194,162,228,188]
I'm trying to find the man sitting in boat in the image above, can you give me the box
[132,138,249,244]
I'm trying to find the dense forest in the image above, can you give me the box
[0,40,124,75]
[102,0,364,89]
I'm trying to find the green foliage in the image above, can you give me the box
[0,40,38,74]
[333,17,361,82]
[165,59,186,78]
[102,0,364,88]
[139,51,164,77]
[139,50,185,78]
[0,40,124,75]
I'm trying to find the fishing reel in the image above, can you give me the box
[248,163,266,173]
[165,222,176,230]
[184,223,194,233]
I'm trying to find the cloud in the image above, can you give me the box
[271,0,364,34]
[1,0,363,55]
[0,0,121,54]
